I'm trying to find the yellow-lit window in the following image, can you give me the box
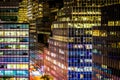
[117,42,120,48]
[17,64,28,69]
[18,78,28,80]
[80,74,84,79]
[114,21,119,26]
[17,31,28,37]
[110,31,116,36]
[73,23,83,28]
[92,30,100,36]
[7,64,28,69]
[108,21,114,26]
[85,37,92,42]
[39,8,43,11]
[0,52,3,55]
[0,31,4,36]
[83,24,94,28]
[54,24,58,28]
[100,30,107,37]
[85,30,92,35]
[102,65,107,69]
[5,31,16,36]
[59,24,63,28]
[20,45,28,49]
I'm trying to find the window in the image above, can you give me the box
[117,42,120,48]
[20,45,29,49]
[93,30,100,36]
[100,30,107,37]
[7,64,28,69]
[80,74,84,79]
[5,31,16,36]
[83,37,92,43]
[85,30,92,35]
[4,38,16,42]
[5,71,14,76]
[85,44,92,49]
[0,38,3,42]
[17,31,28,37]
[0,31,4,36]
[110,31,116,36]
[108,21,114,26]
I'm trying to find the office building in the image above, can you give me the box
[37,2,50,45]
[37,0,63,46]
[27,1,63,75]
[0,23,29,80]
[45,0,120,80]
[27,0,38,68]
[93,4,120,80]
[0,0,21,22]
[45,0,101,80]
[18,0,28,23]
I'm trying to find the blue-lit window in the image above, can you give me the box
[3,57,29,62]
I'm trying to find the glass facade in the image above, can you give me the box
[45,0,101,80]
[45,0,120,80]
[0,23,29,80]
[0,0,19,22]
[93,4,120,80]
[18,0,28,23]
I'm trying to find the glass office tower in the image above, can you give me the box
[93,4,120,80]
[0,0,20,22]
[0,23,29,80]
[18,0,28,23]
[45,0,101,80]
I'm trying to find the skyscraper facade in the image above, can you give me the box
[45,0,120,80]
[93,4,120,80]
[45,0,101,80]
[0,23,29,80]
[18,0,28,23]
[0,0,20,22]
[0,1,30,80]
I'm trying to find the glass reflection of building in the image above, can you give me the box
[93,4,120,80]
[45,0,101,80]
[0,23,29,80]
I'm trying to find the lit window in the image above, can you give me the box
[85,44,92,49]
[80,74,84,79]
[85,30,92,35]
[100,31,107,37]
[78,45,84,48]
[0,52,3,55]
[0,38,4,42]
[85,59,92,63]
[117,42,120,48]
[108,21,114,26]
[84,67,92,72]
[0,31,4,36]
[93,30,100,36]
[110,31,116,36]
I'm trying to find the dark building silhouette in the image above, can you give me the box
[93,4,120,80]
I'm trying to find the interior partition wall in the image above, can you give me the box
[0,23,29,80]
